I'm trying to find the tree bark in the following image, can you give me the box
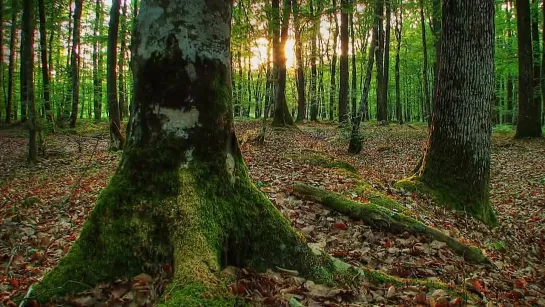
[310,0,319,121]
[69,0,83,128]
[339,0,350,124]
[419,0,431,125]
[350,11,357,120]
[34,1,340,303]
[395,0,403,124]
[22,0,36,162]
[293,0,306,122]
[93,0,103,121]
[5,0,16,123]
[38,0,52,122]
[118,0,128,119]
[515,0,542,137]
[329,0,339,121]
[405,0,497,226]
[375,0,385,122]
[107,0,125,149]
[381,0,391,121]
[272,0,295,126]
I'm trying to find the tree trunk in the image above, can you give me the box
[272,0,295,127]
[395,0,403,124]
[293,0,306,122]
[375,0,385,122]
[339,0,349,124]
[329,1,339,121]
[107,0,125,149]
[348,26,376,154]
[403,0,497,226]
[419,0,431,125]
[350,11,357,120]
[381,0,391,121]
[531,0,542,128]
[93,0,103,121]
[38,0,52,122]
[22,0,36,162]
[5,0,16,123]
[430,0,441,106]
[310,0,318,121]
[118,0,128,119]
[515,0,542,137]
[69,0,83,128]
[0,0,3,122]
[34,1,340,303]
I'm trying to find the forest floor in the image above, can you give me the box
[0,120,544,306]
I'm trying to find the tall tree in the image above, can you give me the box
[350,10,357,120]
[381,0,391,121]
[35,1,340,303]
[375,0,386,122]
[93,0,103,121]
[339,0,349,124]
[310,0,319,121]
[69,0,83,128]
[399,0,497,225]
[6,0,16,123]
[38,0,53,122]
[271,0,295,126]
[419,0,431,124]
[394,0,403,124]
[118,0,128,119]
[293,0,306,122]
[0,0,3,122]
[329,0,339,121]
[21,0,36,162]
[107,0,125,148]
[515,0,542,137]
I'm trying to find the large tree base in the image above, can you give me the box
[33,159,341,304]
[395,176,498,227]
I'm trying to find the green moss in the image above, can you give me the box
[286,149,358,174]
[351,183,410,214]
[159,282,249,307]
[395,176,498,227]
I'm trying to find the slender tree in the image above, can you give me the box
[118,0,128,119]
[69,0,83,127]
[350,10,357,120]
[329,0,339,121]
[21,0,36,162]
[339,0,349,124]
[310,0,319,121]
[38,0,53,122]
[107,0,125,148]
[93,0,103,121]
[381,0,391,121]
[5,0,16,123]
[395,0,403,124]
[419,0,431,124]
[399,0,497,225]
[375,0,385,122]
[293,0,306,122]
[515,0,542,137]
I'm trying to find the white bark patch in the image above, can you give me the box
[153,106,199,138]
[181,148,194,169]
[136,0,230,66]
[226,153,235,184]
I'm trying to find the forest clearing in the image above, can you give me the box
[1,120,544,306]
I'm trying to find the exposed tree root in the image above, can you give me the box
[292,183,491,264]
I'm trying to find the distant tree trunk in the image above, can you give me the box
[38,0,52,122]
[531,0,542,126]
[542,0,545,125]
[107,0,125,148]
[515,0,542,137]
[350,12,357,120]
[375,0,385,122]
[395,0,403,124]
[349,25,376,153]
[0,0,3,122]
[381,0,391,121]
[329,0,339,121]
[419,0,431,125]
[118,0,128,119]
[407,0,497,225]
[272,0,295,127]
[69,0,83,128]
[5,0,16,123]
[310,0,318,121]
[20,23,28,122]
[339,0,349,124]
[430,0,441,105]
[93,0,103,121]
[293,0,306,122]
[22,0,36,162]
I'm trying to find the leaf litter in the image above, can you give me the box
[0,121,544,306]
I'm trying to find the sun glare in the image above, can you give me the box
[249,38,296,70]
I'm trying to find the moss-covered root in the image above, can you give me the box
[395,176,498,227]
[292,183,490,264]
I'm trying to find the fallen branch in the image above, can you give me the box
[292,183,490,264]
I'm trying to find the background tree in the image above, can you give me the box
[69,0,83,128]
[398,0,498,226]
[21,0,36,162]
[339,0,349,124]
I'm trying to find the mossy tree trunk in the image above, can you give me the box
[35,0,336,303]
[402,0,497,226]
